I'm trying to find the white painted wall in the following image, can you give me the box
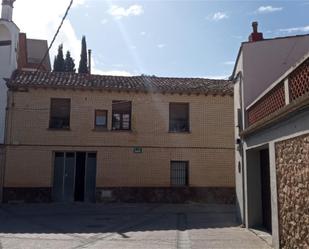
[233,51,245,223]
[1,5,13,21]
[0,20,19,144]
[242,36,309,107]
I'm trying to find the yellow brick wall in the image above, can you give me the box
[5,146,234,187]
[4,88,235,188]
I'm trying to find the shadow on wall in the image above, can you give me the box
[0,203,238,234]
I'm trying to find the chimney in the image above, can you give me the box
[17,33,28,69]
[248,21,263,42]
[88,49,92,74]
[1,0,15,21]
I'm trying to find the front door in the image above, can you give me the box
[52,152,97,202]
[260,149,272,233]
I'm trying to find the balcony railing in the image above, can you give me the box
[247,57,309,127]
[289,59,309,101]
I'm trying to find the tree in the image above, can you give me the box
[78,36,88,74]
[53,44,65,72]
[64,51,76,72]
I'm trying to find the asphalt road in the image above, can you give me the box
[0,203,272,249]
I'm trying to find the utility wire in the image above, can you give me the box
[37,0,74,71]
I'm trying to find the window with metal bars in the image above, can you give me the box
[170,161,189,187]
[49,98,71,129]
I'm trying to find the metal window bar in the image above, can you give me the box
[171,161,188,186]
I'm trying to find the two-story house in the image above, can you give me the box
[233,22,309,249]
[2,70,235,203]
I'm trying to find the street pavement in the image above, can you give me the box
[0,203,272,249]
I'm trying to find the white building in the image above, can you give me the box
[233,22,309,249]
[0,0,19,144]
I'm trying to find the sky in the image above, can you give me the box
[11,0,309,78]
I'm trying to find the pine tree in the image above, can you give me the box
[78,36,88,74]
[64,51,76,72]
[53,44,65,72]
[53,56,57,72]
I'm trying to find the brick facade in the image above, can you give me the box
[4,88,235,202]
[275,133,309,249]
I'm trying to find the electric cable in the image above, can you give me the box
[37,0,74,71]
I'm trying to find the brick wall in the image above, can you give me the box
[275,133,309,249]
[4,88,235,189]
[4,146,234,188]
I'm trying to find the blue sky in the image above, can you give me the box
[13,0,309,78]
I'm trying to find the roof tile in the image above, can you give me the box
[7,70,233,95]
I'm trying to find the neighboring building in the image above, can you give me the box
[17,32,51,72]
[0,0,235,204]
[2,71,235,203]
[233,22,309,249]
[0,0,50,201]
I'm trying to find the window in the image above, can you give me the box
[112,100,132,130]
[170,161,189,187]
[49,98,71,129]
[0,40,11,46]
[169,103,189,132]
[95,110,108,128]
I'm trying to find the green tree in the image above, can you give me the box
[78,36,88,74]
[64,51,76,72]
[53,44,65,72]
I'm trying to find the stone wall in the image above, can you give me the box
[275,133,309,249]
[3,188,52,203]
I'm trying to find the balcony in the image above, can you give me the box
[246,57,309,127]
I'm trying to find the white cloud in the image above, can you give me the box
[203,74,230,79]
[92,68,133,77]
[140,31,147,36]
[257,6,283,13]
[157,44,166,49]
[91,58,132,76]
[12,0,116,75]
[208,12,228,21]
[278,25,309,33]
[108,4,144,19]
[224,61,235,65]
[101,19,108,25]
[14,0,87,66]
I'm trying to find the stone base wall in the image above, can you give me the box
[3,188,52,203]
[3,187,235,204]
[96,187,235,204]
[275,133,309,249]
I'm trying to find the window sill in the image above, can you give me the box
[111,129,133,133]
[47,128,71,131]
[92,127,109,132]
[168,131,191,134]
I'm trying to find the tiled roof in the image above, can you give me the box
[7,70,233,95]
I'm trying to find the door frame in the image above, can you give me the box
[51,151,97,203]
